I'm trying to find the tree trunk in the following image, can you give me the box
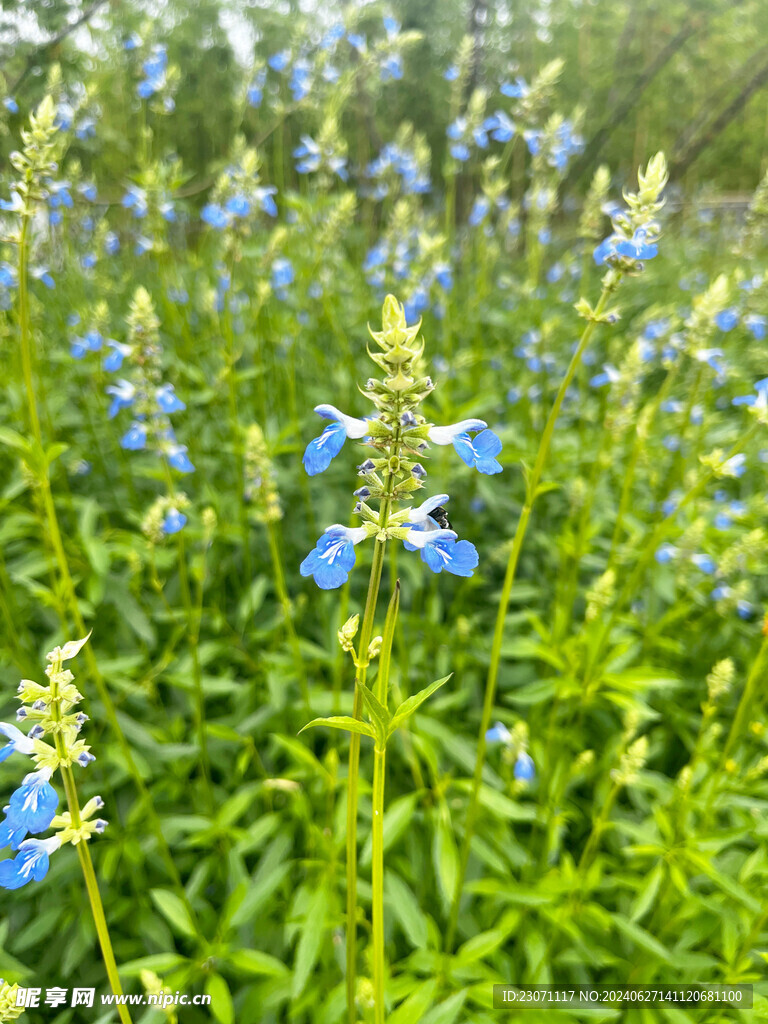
[561,14,701,191]
[671,55,768,178]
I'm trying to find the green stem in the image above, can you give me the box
[346,430,401,1024]
[371,745,386,1024]
[49,654,133,1024]
[445,282,618,952]
[17,210,197,918]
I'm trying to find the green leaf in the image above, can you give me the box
[230,834,292,928]
[205,973,234,1024]
[360,792,420,867]
[360,684,391,747]
[149,889,198,940]
[292,885,329,1000]
[299,715,375,739]
[455,927,506,965]
[0,427,32,457]
[118,953,188,977]
[389,980,439,1024]
[421,991,468,1024]
[610,912,673,962]
[385,870,429,948]
[226,948,288,977]
[390,675,452,733]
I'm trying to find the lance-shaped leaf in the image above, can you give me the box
[299,716,375,739]
[389,675,452,735]
[360,685,391,749]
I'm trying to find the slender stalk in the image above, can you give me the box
[371,746,387,1024]
[371,583,400,1024]
[445,282,617,952]
[17,210,196,917]
[346,424,401,1024]
[49,653,133,1024]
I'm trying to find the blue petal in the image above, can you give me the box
[445,539,479,577]
[452,433,476,467]
[302,421,346,475]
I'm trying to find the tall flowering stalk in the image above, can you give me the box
[446,152,670,951]
[300,295,502,1023]
[0,636,132,1024]
[2,97,191,905]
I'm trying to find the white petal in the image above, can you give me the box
[409,493,450,524]
[0,722,35,754]
[405,527,456,549]
[314,404,369,439]
[325,524,368,545]
[428,419,486,445]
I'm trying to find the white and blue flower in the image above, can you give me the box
[303,405,370,476]
[1,770,58,847]
[300,525,368,590]
[0,836,61,890]
[404,525,479,577]
[428,420,502,474]
[0,723,36,764]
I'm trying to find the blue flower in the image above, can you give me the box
[303,404,369,476]
[3,97,19,114]
[691,553,716,574]
[4,770,58,842]
[106,380,135,417]
[225,195,250,218]
[201,203,229,230]
[268,50,291,72]
[655,543,678,564]
[289,59,311,101]
[381,54,403,82]
[486,721,512,744]
[0,723,35,764]
[745,313,767,340]
[156,383,185,414]
[120,423,147,450]
[404,526,479,577]
[162,508,187,534]
[272,257,294,289]
[469,196,490,227]
[444,65,459,81]
[167,444,194,473]
[714,308,739,332]
[514,751,535,782]
[614,228,658,261]
[0,836,61,890]
[501,77,528,98]
[383,15,400,36]
[439,424,502,474]
[103,341,132,372]
[490,110,515,142]
[434,263,453,291]
[300,525,367,589]
[122,185,148,218]
[450,143,471,162]
[255,186,278,217]
[348,32,366,52]
[0,817,28,851]
[104,231,120,255]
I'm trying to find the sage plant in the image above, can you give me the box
[300,295,502,1022]
[446,152,670,949]
[0,636,132,1024]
